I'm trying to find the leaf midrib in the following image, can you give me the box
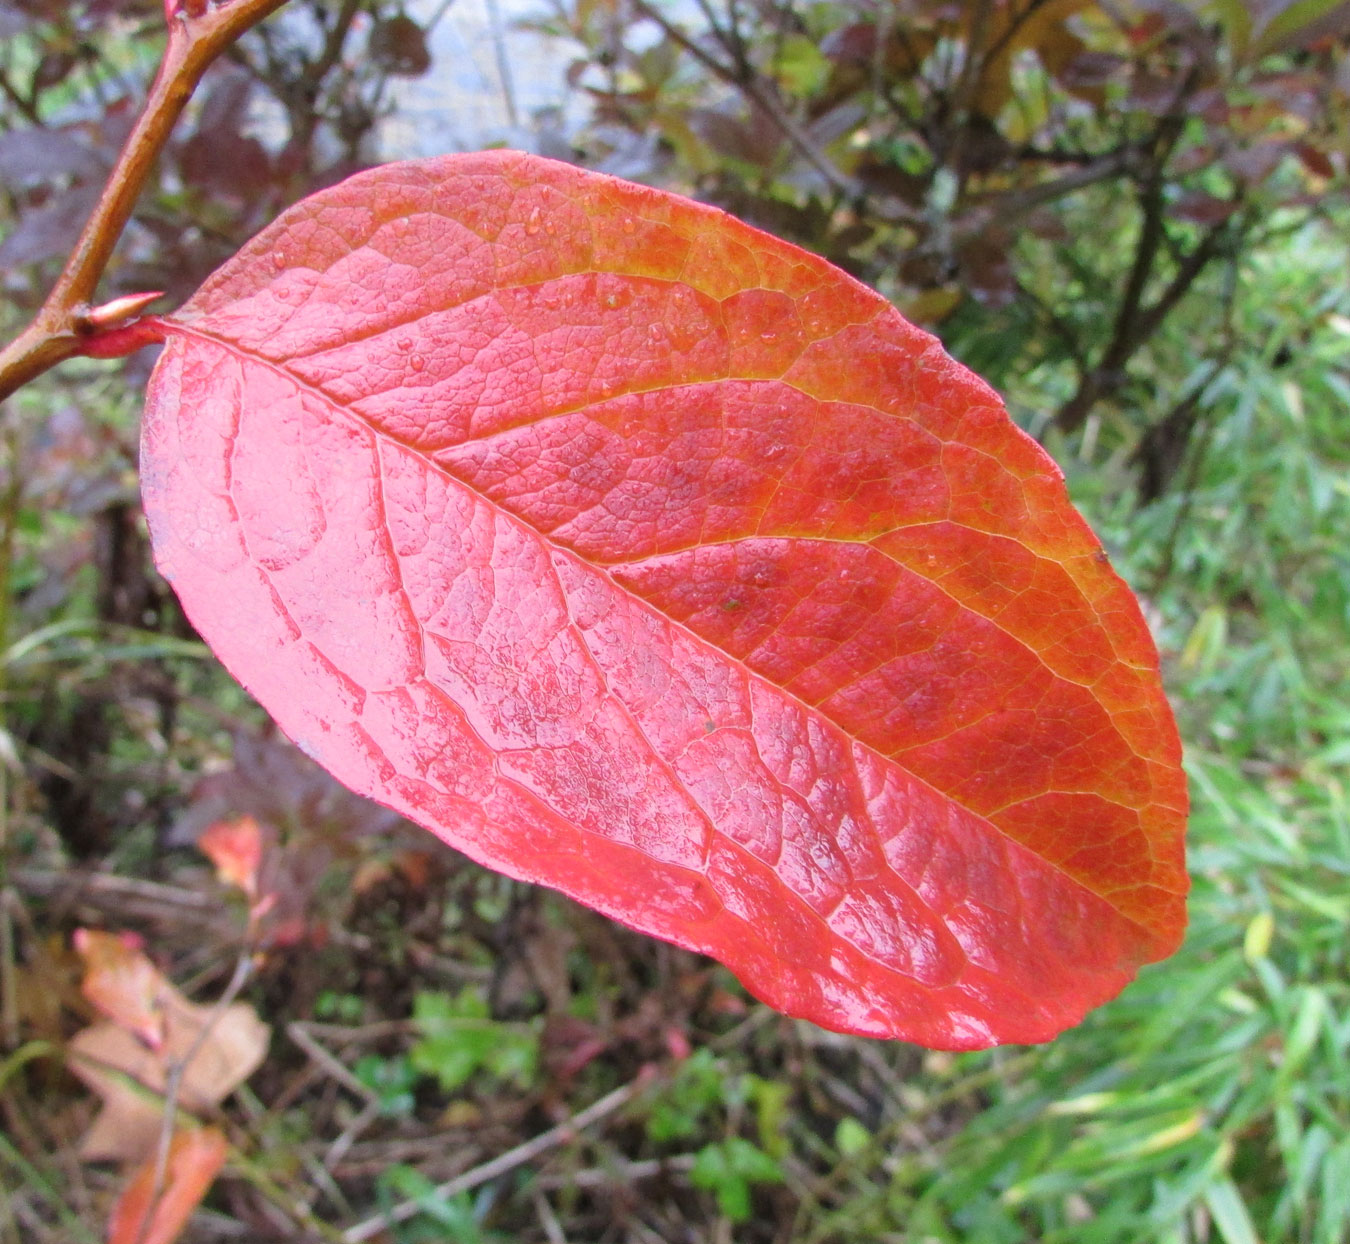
[158,318,1172,942]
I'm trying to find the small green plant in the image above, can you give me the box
[409,988,539,1095]
[314,991,365,1025]
[354,1053,417,1118]
[834,1116,872,1159]
[644,1048,789,1221]
[377,1166,506,1244]
[644,1047,726,1143]
[690,1136,785,1222]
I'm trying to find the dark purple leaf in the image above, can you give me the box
[0,182,100,269]
[0,126,105,186]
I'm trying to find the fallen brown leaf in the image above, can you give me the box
[74,928,167,1050]
[68,944,268,1164]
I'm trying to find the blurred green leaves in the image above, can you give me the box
[410,988,539,1096]
[643,1047,789,1222]
[690,1137,785,1222]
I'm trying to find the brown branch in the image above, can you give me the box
[633,0,858,196]
[1115,172,1170,351]
[949,0,994,123]
[691,0,747,77]
[341,1077,651,1243]
[0,66,42,125]
[1053,113,1192,433]
[1054,213,1232,434]
[979,147,1134,216]
[982,0,1055,70]
[1134,216,1234,347]
[0,0,292,406]
[262,0,362,163]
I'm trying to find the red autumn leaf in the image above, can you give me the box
[138,150,1187,1048]
[106,1125,229,1244]
[198,813,265,900]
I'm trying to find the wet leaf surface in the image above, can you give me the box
[140,151,1187,1047]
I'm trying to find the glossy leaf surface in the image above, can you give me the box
[140,150,1187,1048]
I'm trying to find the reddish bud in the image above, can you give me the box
[664,1026,693,1061]
[164,0,209,21]
[76,291,165,334]
[73,293,167,358]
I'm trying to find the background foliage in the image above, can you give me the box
[2,0,1349,1240]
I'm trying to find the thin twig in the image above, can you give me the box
[484,0,519,130]
[631,0,858,196]
[0,892,18,1051]
[286,1022,380,1103]
[0,66,41,125]
[1145,239,1243,590]
[322,1098,381,1173]
[980,148,1133,217]
[945,0,993,167]
[11,866,226,912]
[278,0,362,163]
[533,1152,696,1191]
[341,1077,650,1242]
[533,1186,568,1244]
[225,1145,350,1243]
[136,948,255,1244]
